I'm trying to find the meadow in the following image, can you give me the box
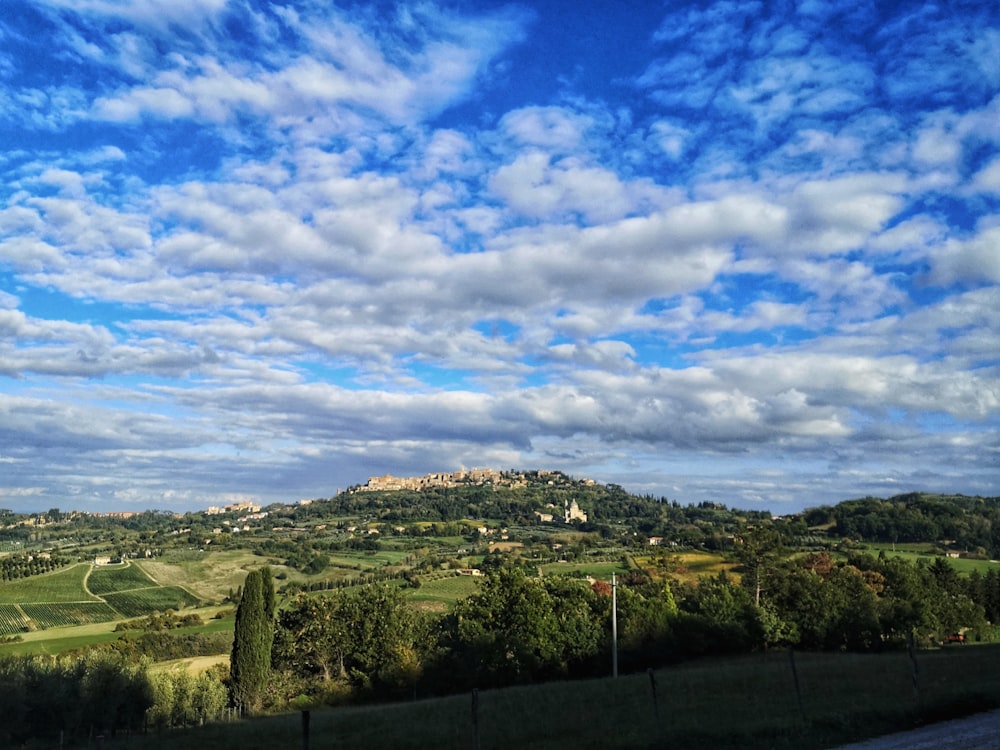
[106,644,1000,750]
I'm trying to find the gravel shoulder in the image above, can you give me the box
[832,709,1000,749]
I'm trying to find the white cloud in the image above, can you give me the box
[0,1,996,512]
[488,152,657,223]
[971,157,1000,194]
[498,106,594,151]
[648,121,690,159]
[929,224,1000,286]
[912,113,962,168]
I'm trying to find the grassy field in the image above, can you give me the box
[406,574,481,610]
[138,550,269,601]
[537,560,630,579]
[104,644,1000,750]
[633,550,736,585]
[0,604,236,657]
[323,551,409,571]
[0,564,99,604]
[0,619,125,655]
[857,544,1000,575]
[152,654,230,674]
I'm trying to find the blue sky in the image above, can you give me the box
[1,0,998,514]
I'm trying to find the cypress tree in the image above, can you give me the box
[229,567,274,714]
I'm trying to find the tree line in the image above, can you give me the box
[807,494,1000,556]
[4,537,997,744]
[229,541,999,712]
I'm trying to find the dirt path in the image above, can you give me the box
[832,709,1000,749]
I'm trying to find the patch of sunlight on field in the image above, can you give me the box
[152,654,229,674]
[0,620,123,656]
[635,551,737,585]
[136,550,270,602]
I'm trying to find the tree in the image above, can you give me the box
[734,524,784,606]
[272,584,421,699]
[272,595,347,683]
[229,567,274,714]
[450,567,562,686]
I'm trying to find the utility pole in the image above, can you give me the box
[611,572,618,679]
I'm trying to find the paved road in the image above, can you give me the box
[833,709,1000,749]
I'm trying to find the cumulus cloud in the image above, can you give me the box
[0,0,996,512]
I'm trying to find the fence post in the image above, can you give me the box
[788,647,805,722]
[301,709,310,750]
[471,688,481,750]
[908,630,921,711]
[647,668,662,735]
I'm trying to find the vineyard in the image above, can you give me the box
[20,602,121,629]
[407,573,482,609]
[0,561,206,634]
[87,562,157,594]
[0,604,28,636]
[103,586,201,618]
[0,564,98,604]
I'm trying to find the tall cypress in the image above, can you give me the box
[229,567,274,714]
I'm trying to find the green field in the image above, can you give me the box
[103,586,202,617]
[0,564,98,604]
[325,550,414,569]
[406,574,481,608]
[0,560,207,635]
[0,622,124,656]
[538,560,630,579]
[632,550,735,585]
[138,550,271,601]
[858,544,1000,575]
[106,644,1000,750]
[0,604,27,635]
[87,561,158,594]
[20,601,121,629]
[0,605,236,657]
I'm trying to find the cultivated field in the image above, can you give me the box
[406,573,481,611]
[537,559,630,579]
[0,564,99,604]
[0,560,207,636]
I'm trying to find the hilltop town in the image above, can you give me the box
[357,467,596,493]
